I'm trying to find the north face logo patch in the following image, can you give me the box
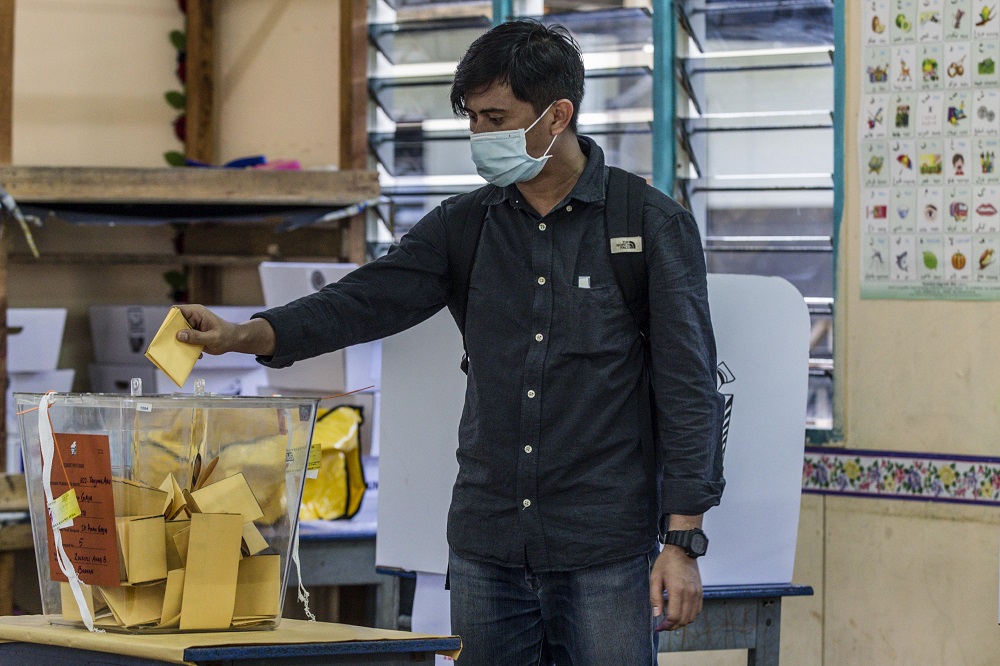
[610,236,643,253]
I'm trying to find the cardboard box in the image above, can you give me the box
[258,262,381,392]
[89,363,268,396]
[258,387,379,457]
[8,308,66,372]
[89,305,263,369]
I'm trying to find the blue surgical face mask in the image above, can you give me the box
[469,102,558,187]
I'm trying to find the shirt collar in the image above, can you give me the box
[482,135,607,207]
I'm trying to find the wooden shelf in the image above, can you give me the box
[8,252,343,266]
[0,166,379,206]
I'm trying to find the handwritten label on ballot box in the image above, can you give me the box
[44,432,121,587]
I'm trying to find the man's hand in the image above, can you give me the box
[649,545,703,631]
[174,304,277,357]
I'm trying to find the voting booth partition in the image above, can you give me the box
[258,262,383,396]
[376,275,811,642]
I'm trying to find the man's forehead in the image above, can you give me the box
[464,82,526,112]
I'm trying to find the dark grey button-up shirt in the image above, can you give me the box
[257,136,725,572]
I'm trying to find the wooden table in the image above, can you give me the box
[659,583,814,665]
[0,615,460,666]
[0,637,458,665]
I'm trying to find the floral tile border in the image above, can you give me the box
[802,446,1000,505]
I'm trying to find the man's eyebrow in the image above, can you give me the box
[465,106,507,115]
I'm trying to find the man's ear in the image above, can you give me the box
[550,99,575,135]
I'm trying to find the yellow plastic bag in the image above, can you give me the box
[299,405,366,521]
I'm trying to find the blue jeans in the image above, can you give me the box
[449,548,659,665]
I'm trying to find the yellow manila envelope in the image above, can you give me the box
[179,512,243,630]
[99,583,166,627]
[159,568,186,628]
[241,522,269,556]
[190,473,264,524]
[113,478,169,518]
[116,515,167,585]
[158,473,188,520]
[233,555,281,619]
[144,306,204,388]
[164,519,191,570]
[60,582,96,622]
[172,525,191,565]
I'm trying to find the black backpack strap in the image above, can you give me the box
[444,185,495,373]
[605,166,649,339]
[606,167,659,525]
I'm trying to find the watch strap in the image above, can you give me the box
[661,528,708,558]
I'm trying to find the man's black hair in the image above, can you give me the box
[451,20,585,132]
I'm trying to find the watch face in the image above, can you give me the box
[690,533,708,555]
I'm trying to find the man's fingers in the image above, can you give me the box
[177,328,209,346]
[657,591,692,631]
[655,577,702,630]
[651,545,704,631]
[650,572,666,619]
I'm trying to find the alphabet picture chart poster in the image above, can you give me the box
[861,0,1000,298]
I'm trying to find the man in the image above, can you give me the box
[177,20,725,665]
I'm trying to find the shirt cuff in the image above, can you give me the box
[659,477,725,517]
[250,311,296,368]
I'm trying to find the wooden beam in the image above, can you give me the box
[0,553,13,615]
[0,229,6,471]
[0,474,27,513]
[339,0,367,171]
[0,523,32,552]
[0,0,15,615]
[0,166,379,205]
[339,0,369,265]
[0,0,13,164]
[189,265,222,304]
[8,252,342,266]
[0,474,30,614]
[185,0,215,164]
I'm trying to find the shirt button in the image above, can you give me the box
[535,333,543,342]
[523,499,531,508]
[566,205,573,212]
[524,445,533,453]
[537,276,546,285]
[538,222,547,231]
[527,390,536,398]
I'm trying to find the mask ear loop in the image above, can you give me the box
[526,101,559,160]
[526,101,557,133]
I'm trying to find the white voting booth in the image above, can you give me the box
[258,262,383,395]
[376,275,811,640]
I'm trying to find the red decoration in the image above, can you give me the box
[173,114,187,143]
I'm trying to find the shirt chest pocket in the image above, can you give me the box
[552,283,633,357]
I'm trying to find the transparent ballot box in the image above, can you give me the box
[15,390,320,633]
